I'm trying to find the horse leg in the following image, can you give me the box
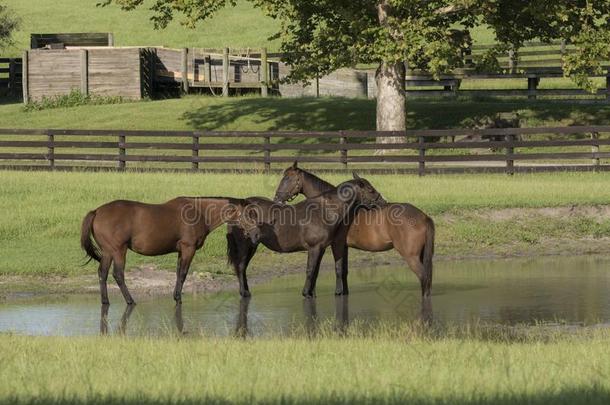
[403,255,429,299]
[237,244,257,297]
[331,239,349,296]
[98,255,112,305]
[112,247,135,305]
[173,244,196,303]
[302,246,325,298]
[227,227,257,297]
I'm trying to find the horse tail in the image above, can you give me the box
[81,210,101,264]
[421,216,435,297]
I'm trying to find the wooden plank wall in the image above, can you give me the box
[27,50,82,101]
[25,48,142,102]
[88,48,141,99]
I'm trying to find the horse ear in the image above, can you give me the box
[352,171,361,180]
[292,161,298,169]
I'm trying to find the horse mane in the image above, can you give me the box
[298,168,336,197]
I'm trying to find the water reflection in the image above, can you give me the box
[100,304,135,335]
[2,255,610,337]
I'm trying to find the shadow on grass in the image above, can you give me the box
[182,97,610,136]
[182,97,376,132]
[3,388,610,405]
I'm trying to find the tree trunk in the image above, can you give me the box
[375,61,406,144]
[375,0,406,146]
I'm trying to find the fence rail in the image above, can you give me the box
[0,126,609,175]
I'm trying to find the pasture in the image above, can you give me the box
[2,2,610,404]
[1,96,610,131]
[1,170,610,278]
[1,329,610,405]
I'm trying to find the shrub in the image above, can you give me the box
[23,89,129,111]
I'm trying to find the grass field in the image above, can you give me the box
[1,0,500,58]
[1,96,609,131]
[1,329,610,404]
[1,170,610,277]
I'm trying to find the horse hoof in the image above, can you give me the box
[240,290,251,298]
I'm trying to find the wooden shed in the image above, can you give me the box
[22,48,148,102]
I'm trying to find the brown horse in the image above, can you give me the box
[81,197,252,305]
[228,175,385,298]
[274,163,435,299]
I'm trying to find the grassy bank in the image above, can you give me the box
[1,96,610,131]
[1,170,610,277]
[1,330,610,404]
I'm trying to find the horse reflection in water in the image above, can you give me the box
[99,297,433,336]
[303,296,350,338]
[100,304,135,335]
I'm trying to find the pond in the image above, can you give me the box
[1,255,609,337]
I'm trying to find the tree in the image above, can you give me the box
[0,2,19,50]
[104,0,610,139]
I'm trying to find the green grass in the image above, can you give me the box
[1,0,280,57]
[1,170,610,276]
[1,330,610,404]
[1,96,610,131]
[1,0,501,58]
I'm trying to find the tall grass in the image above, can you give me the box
[1,329,609,404]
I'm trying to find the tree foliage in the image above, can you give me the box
[0,2,20,49]
[102,0,610,90]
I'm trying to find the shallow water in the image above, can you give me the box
[1,255,609,337]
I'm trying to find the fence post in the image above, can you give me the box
[108,33,114,47]
[118,134,126,170]
[47,130,55,170]
[80,49,89,96]
[418,135,426,176]
[181,48,189,94]
[591,132,600,170]
[527,76,539,100]
[192,133,199,171]
[506,134,515,175]
[264,136,271,174]
[22,51,29,104]
[261,47,268,97]
[8,58,16,97]
[339,132,348,170]
[222,47,230,97]
[606,72,610,102]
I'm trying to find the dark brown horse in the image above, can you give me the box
[274,163,435,299]
[81,197,252,305]
[228,175,385,298]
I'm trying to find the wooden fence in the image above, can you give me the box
[0,58,22,97]
[404,40,610,99]
[1,126,609,175]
